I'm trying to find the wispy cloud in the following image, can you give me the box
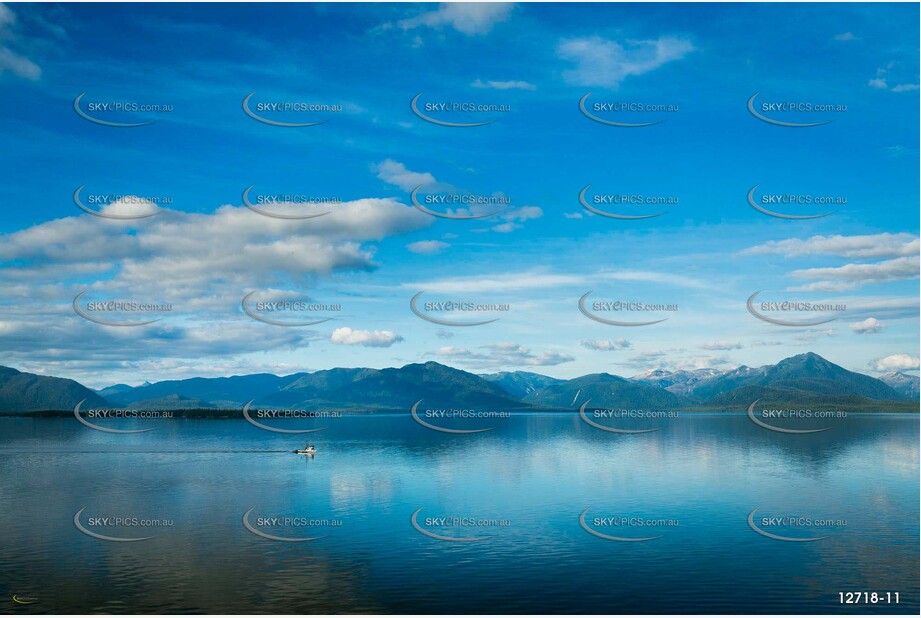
[330,327,403,347]
[407,240,450,255]
[743,233,919,259]
[793,329,837,343]
[481,205,544,233]
[832,295,920,321]
[789,256,920,289]
[373,159,436,192]
[700,341,743,351]
[405,267,712,294]
[404,271,580,294]
[0,3,42,80]
[868,63,919,93]
[597,269,714,291]
[396,3,514,36]
[557,34,694,88]
[850,317,884,334]
[432,342,574,368]
[581,338,631,351]
[620,348,733,371]
[471,78,536,90]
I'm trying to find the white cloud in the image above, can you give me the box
[871,354,920,372]
[0,47,40,80]
[789,256,920,287]
[760,236,920,290]
[0,4,41,80]
[880,145,913,158]
[743,233,919,259]
[432,341,574,368]
[0,311,321,384]
[405,267,711,294]
[405,271,579,294]
[398,3,513,36]
[0,199,429,300]
[620,349,734,372]
[700,341,743,351]
[501,205,542,222]
[490,222,520,233]
[850,317,884,334]
[0,198,429,369]
[373,159,436,192]
[671,355,733,371]
[834,32,857,41]
[471,78,536,90]
[598,269,713,290]
[563,212,584,219]
[518,350,574,366]
[581,338,631,351]
[836,295,920,321]
[870,63,918,93]
[788,281,863,293]
[432,345,471,358]
[557,35,694,88]
[469,204,544,233]
[407,240,449,255]
[487,206,543,233]
[793,329,837,343]
[619,347,736,372]
[330,327,403,347]
[626,350,667,364]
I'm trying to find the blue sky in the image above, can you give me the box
[0,2,918,387]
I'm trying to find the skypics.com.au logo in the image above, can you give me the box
[579,93,678,127]
[242,92,342,127]
[74,93,173,127]
[410,92,510,127]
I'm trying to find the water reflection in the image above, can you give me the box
[0,414,916,613]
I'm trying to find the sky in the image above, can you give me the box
[0,2,918,388]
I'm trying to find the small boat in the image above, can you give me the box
[294,444,317,455]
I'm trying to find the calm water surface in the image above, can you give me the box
[1,413,918,614]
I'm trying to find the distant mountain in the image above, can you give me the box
[0,366,107,413]
[523,373,690,410]
[879,371,920,399]
[630,368,723,396]
[96,383,135,398]
[479,371,563,399]
[103,373,307,407]
[684,365,768,401]
[98,364,526,412]
[277,368,379,398]
[691,352,907,407]
[125,394,214,411]
[262,362,527,411]
[2,353,916,415]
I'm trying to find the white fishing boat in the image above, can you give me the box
[294,444,317,455]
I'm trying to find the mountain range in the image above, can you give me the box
[0,366,107,412]
[0,353,917,414]
[879,371,921,399]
